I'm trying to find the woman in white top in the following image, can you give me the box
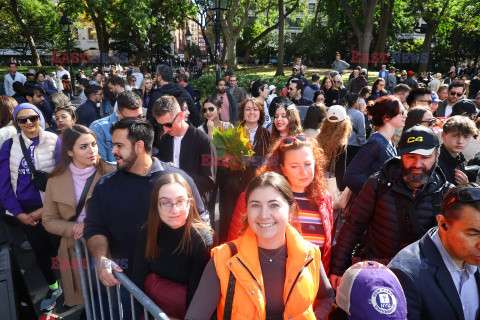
[0,96,18,147]
[198,97,233,139]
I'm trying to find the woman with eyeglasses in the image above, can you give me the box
[402,106,439,134]
[367,78,388,102]
[54,106,77,138]
[343,96,406,195]
[42,125,115,307]
[333,75,348,104]
[132,173,215,319]
[186,172,334,320]
[198,97,233,139]
[228,135,334,274]
[0,103,62,311]
[270,98,303,143]
[321,76,338,107]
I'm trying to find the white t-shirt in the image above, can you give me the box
[57,69,70,80]
[445,104,453,118]
[173,135,184,167]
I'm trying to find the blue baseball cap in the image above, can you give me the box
[431,92,440,103]
[336,261,407,320]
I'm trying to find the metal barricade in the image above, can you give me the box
[74,238,170,320]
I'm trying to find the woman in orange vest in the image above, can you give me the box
[185,172,334,320]
[228,135,334,274]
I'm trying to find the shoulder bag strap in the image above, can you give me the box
[19,135,37,174]
[70,171,96,222]
[223,242,237,320]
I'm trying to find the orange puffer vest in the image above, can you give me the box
[212,225,321,320]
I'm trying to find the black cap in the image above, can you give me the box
[398,125,439,156]
[451,99,477,118]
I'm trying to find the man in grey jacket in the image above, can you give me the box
[332,52,350,75]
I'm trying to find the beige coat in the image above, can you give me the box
[42,161,115,306]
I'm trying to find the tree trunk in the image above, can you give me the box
[418,22,436,72]
[372,0,394,60]
[244,0,299,65]
[84,1,110,60]
[275,0,285,76]
[9,0,41,66]
[200,28,215,63]
[306,0,322,64]
[339,0,378,68]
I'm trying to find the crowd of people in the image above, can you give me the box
[1,55,480,320]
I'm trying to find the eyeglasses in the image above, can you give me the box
[281,135,307,145]
[450,92,464,97]
[333,81,341,84]
[397,110,406,116]
[202,107,215,113]
[444,187,480,209]
[161,112,180,128]
[417,99,433,105]
[158,199,190,212]
[420,119,436,127]
[17,115,40,124]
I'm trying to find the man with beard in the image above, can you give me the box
[329,125,452,290]
[23,84,54,128]
[83,118,205,317]
[435,81,465,118]
[209,79,237,125]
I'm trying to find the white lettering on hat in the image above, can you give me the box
[370,288,397,315]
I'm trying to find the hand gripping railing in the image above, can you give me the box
[74,238,170,320]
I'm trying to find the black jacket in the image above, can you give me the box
[389,228,480,320]
[437,144,468,185]
[147,82,200,127]
[331,157,452,276]
[76,99,101,127]
[349,76,369,94]
[155,125,217,205]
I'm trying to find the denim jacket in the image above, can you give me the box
[89,112,118,164]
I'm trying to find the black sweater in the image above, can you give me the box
[132,225,215,307]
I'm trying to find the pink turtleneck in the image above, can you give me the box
[69,162,96,222]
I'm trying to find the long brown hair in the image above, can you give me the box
[49,124,108,178]
[238,98,265,126]
[317,117,352,171]
[0,96,17,127]
[257,136,327,205]
[144,173,213,260]
[271,104,303,142]
[241,171,300,232]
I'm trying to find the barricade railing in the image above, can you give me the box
[74,238,170,320]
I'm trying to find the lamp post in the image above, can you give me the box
[212,0,230,82]
[185,27,192,60]
[59,11,75,93]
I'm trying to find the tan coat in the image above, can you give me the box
[42,161,115,306]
